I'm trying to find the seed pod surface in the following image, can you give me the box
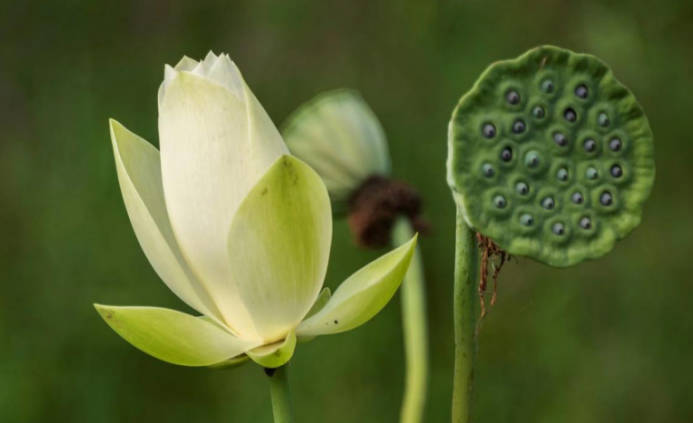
[447,46,655,266]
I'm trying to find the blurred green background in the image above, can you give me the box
[1,0,691,421]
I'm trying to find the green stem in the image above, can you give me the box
[266,365,294,423]
[451,209,479,423]
[393,218,429,423]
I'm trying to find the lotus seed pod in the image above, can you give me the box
[447,45,655,266]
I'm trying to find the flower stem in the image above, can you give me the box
[393,218,429,423]
[266,365,294,423]
[451,209,479,423]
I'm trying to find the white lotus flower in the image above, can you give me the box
[96,52,417,368]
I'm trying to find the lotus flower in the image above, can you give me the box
[95,52,417,368]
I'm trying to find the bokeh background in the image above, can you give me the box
[1,0,692,421]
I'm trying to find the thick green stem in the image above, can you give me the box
[266,365,293,423]
[393,218,429,423]
[451,209,479,423]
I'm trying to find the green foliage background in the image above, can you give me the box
[1,0,691,421]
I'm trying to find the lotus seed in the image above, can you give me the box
[579,216,592,229]
[520,213,534,226]
[571,191,584,204]
[609,137,622,151]
[524,151,540,168]
[500,147,513,162]
[575,84,588,99]
[598,112,610,127]
[506,90,521,105]
[541,197,555,210]
[564,107,577,122]
[482,163,495,177]
[557,167,569,181]
[541,79,554,93]
[583,138,597,152]
[532,105,545,118]
[599,191,613,206]
[553,131,568,147]
[610,164,623,178]
[494,195,507,208]
[512,119,526,133]
[515,181,529,195]
[482,123,496,138]
[552,222,565,235]
[586,167,599,179]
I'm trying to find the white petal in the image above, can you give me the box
[158,60,287,338]
[227,155,332,342]
[109,119,225,325]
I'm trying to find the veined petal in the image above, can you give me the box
[94,305,259,367]
[109,119,223,324]
[296,234,417,337]
[227,155,332,341]
[283,89,391,207]
[158,57,287,338]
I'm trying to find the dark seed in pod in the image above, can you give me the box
[571,191,584,204]
[579,216,592,229]
[500,147,513,162]
[609,137,622,151]
[583,138,597,152]
[541,197,555,210]
[598,112,610,127]
[553,132,567,147]
[564,107,577,122]
[541,79,554,93]
[586,167,599,180]
[512,119,526,134]
[515,181,529,195]
[600,191,613,206]
[575,84,588,99]
[482,123,496,138]
[524,151,540,168]
[532,106,545,119]
[493,195,507,209]
[552,222,565,235]
[520,214,534,226]
[557,168,569,181]
[506,90,521,105]
[610,164,623,178]
[482,163,495,177]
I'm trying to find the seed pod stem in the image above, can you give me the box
[452,210,480,423]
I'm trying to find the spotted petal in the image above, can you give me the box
[297,234,417,337]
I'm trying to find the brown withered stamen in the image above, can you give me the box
[475,233,510,319]
[347,175,429,248]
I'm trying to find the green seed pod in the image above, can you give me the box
[447,46,655,267]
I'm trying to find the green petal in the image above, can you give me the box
[247,331,297,368]
[94,305,259,367]
[109,120,223,324]
[283,89,391,209]
[158,57,288,337]
[299,288,332,343]
[296,234,417,337]
[305,287,331,319]
[227,155,332,342]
